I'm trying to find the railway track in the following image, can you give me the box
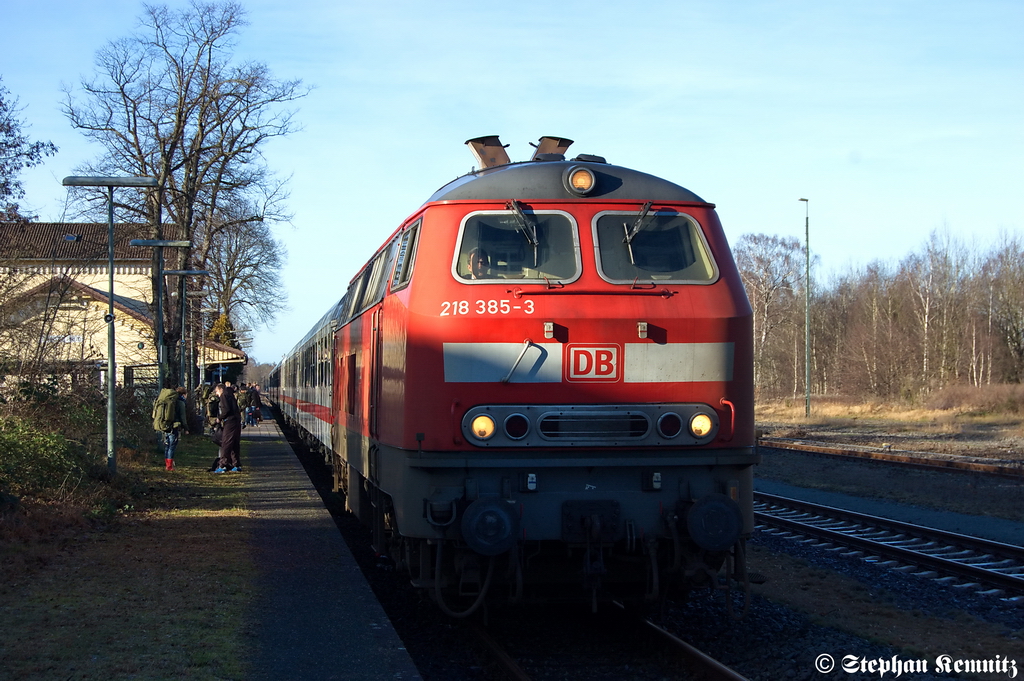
[469,622,532,681]
[470,608,752,681]
[637,615,753,681]
[754,491,1024,600]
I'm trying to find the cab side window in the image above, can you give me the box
[391,220,421,291]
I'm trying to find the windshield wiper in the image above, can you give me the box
[506,199,539,267]
[622,201,654,265]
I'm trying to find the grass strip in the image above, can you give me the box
[0,433,255,681]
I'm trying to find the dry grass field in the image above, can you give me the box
[757,395,1024,461]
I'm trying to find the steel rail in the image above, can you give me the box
[640,617,752,681]
[754,492,1024,595]
[759,437,1024,479]
[468,622,532,681]
[609,602,751,681]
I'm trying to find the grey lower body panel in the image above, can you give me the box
[372,445,758,541]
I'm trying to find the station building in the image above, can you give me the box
[0,221,245,392]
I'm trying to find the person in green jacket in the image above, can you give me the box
[236,384,250,429]
[153,386,189,471]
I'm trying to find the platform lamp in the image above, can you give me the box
[184,289,209,395]
[199,307,218,386]
[164,269,210,387]
[129,239,192,391]
[799,198,811,417]
[62,175,158,477]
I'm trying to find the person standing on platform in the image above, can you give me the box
[170,386,189,469]
[153,386,189,471]
[237,383,250,428]
[204,381,219,422]
[213,383,242,473]
[248,384,263,426]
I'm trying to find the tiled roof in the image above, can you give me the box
[14,276,246,361]
[0,222,157,262]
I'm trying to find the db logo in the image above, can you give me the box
[566,345,620,382]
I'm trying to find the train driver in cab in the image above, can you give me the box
[467,247,491,279]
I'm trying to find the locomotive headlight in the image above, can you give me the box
[563,166,596,196]
[504,413,530,440]
[689,413,714,439]
[470,414,496,440]
[657,412,683,439]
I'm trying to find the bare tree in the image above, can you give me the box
[970,256,1000,386]
[823,263,911,398]
[241,360,274,386]
[899,230,974,393]
[62,0,307,385]
[734,234,803,396]
[810,273,851,396]
[985,235,1024,382]
[206,211,286,336]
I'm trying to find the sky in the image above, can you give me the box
[4,0,1023,364]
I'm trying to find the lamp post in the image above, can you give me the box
[184,290,208,395]
[164,269,209,387]
[61,175,159,477]
[129,239,191,391]
[799,198,810,418]
[199,307,218,387]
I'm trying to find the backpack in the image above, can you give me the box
[152,388,178,432]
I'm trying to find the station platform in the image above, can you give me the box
[239,420,422,680]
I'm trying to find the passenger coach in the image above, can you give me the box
[267,136,756,615]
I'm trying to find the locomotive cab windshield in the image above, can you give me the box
[594,210,719,283]
[454,209,580,283]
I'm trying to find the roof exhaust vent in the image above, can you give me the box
[530,136,574,161]
[465,136,511,169]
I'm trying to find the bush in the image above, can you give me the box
[0,376,156,508]
[2,376,153,454]
[0,418,90,497]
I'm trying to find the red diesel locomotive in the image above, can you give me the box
[267,136,756,615]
